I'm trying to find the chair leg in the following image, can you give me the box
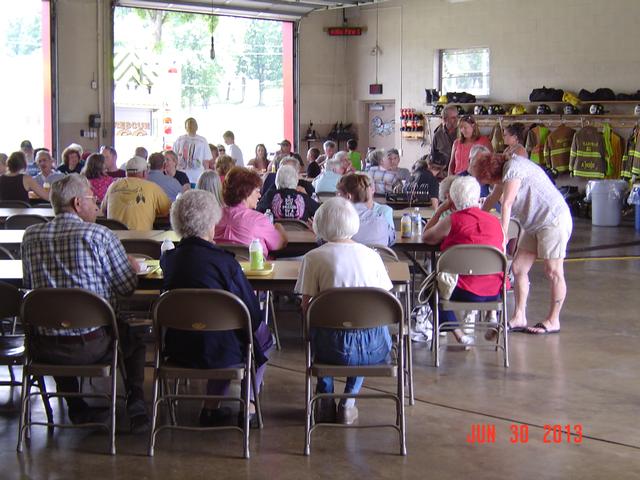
[243,356,251,459]
[35,377,54,434]
[268,293,281,351]
[433,294,440,367]
[251,362,263,429]
[404,288,414,405]
[502,309,510,368]
[303,348,312,456]
[398,337,407,456]
[148,372,160,457]
[109,360,117,455]
[16,370,30,453]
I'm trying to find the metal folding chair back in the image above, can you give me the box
[367,244,400,262]
[217,242,250,261]
[148,289,259,459]
[0,246,15,260]
[121,239,161,259]
[274,218,310,231]
[17,288,120,454]
[96,218,129,230]
[433,245,509,368]
[304,287,406,456]
[0,282,30,391]
[4,215,49,230]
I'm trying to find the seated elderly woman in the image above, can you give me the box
[312,155,346,193]
[196,170,225,209]
[261,156,314,197]
[295,197,393,425]
[0,151,49,201]
[256,164,319,221]
[214,167,287,256]
[367,148,411,194]
[336,173,395,247]
[422,176,505,345]
[160,189,273,426]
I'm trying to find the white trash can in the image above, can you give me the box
[586,180,628,227]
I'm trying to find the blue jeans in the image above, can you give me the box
[439,287,501,330]
[312,326,391,407]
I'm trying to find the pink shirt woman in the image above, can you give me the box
[449,115,493,175]
[82,153,114,203]
[213,167,287,256]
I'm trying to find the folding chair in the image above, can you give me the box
[304,287,406,456]
[274,219,310,231]
[0,282,52,421]
[148,289,263,459]
[432,245,509,368]
[96,218,129,230]
[4,215,49,230]
[17,288,121,455]
[219,243,281,350]
[366,244,414,405]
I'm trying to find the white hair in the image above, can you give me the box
[279,156,301,172]
[326,156,344,174]
[469,145,491,167]
[35,150,52,162]
[170,189,222,239]
[50,174,89,214]
[333,150,348,163]
[442,104,458,118]
[275,164,299,190]
[449,176,480,211]
[312,197,360,242]
[439,175,457,202]
[367,149,385,167]
[323,140,336,151]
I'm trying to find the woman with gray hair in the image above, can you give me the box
[312,155,346,193]
[160,189,273,427]
[422,176,505,345]
[196,170,225,209]
[256,164,319,220]
[295,197,393,425]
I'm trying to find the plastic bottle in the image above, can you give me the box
[160,239,175,254]
[265,209,274,224]
[400,213,413,238]
[413,207,423,236]
[249,238,264,271]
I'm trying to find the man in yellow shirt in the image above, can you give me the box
[102,156,171,231]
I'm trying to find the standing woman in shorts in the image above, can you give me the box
[470,153,572,335]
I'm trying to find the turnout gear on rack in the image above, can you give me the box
[525,125,550,166]
[569,126,607,178]
[621,126,640,178]
[544,124,576,174]
[602,123,624,179]
[490,123,505,153]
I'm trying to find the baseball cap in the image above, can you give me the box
[125,156,148,172]
[20,140,33,150]
[278,139,291,146]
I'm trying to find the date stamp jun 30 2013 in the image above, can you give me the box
[466,423,583,445]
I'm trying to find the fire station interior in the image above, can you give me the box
[1,0,639,478]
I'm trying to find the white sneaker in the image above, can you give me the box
[337,404,359,425]
[459,335,473,346]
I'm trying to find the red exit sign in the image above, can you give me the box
[326,26,365,36]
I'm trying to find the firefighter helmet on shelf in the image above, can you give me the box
[563,105,580,115]
[488,105,505,115]
[455,105,466,115]
[435,104,444,115]
[634,105,640,116]
[589,104,604,115]
[438,95,449,104]
[510,104,527,115]
[474,105,488,115]
[536,104,552,115]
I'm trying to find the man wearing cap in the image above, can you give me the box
[101,156,171,231]
[173,117,213,183]
[273,139,293,166]
[21,140,38,176]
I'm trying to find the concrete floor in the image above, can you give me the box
[1,216,639,479]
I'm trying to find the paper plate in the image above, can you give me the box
[240,262,275,276]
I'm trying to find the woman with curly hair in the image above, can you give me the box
[213,167,287,256]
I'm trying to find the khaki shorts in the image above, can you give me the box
[519,210,573,259]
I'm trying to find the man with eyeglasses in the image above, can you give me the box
[21,174,151,433]
[432,104,459,170]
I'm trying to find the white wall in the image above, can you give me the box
[299,0,640,166]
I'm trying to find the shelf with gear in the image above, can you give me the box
[302,121,356,150]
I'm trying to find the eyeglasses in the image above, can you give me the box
[83,195,99,203]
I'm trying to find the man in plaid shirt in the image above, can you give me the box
[21,174,149,431]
